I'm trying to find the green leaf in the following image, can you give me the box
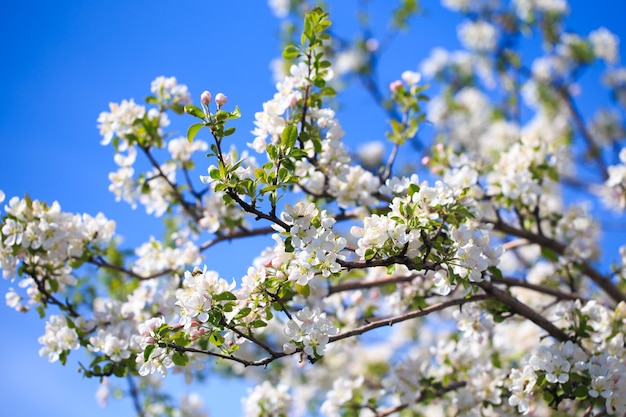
[208,310,223,326]
[488,266,503,280]
[573,385,588,398]
[209,333,224,346]
[172,351,189,366]
[267,144,279,161]
[48,279,59,293]
[541,247,559,262]
[260,185,280,194]
[213,291,237,301]
[319,60,331,68]
[187,122,205,143]
[281,125,298,148]
[313,77,326,88]
[113,364,126,377]
[224,127,236,137]
[144,344,156,362]
[236,307,252,319]
[278,167,289,182]
[229,106,241,119]
[284,237,294,253]
[282,45,300,59]
[184,105,205,119]
[250,320,267,328]
[172,331,191,347]
[321,87,336,96]
[222,193,233,205]
[289,148,308,159]
[69,257,85,269]
[157,323,171,337]
[296,284,310,297]
[59,350,68,366]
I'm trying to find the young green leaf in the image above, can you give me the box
[187,122,205,143]
[184,105,206,119]
[282,45,300,59]
[281,125,298,148]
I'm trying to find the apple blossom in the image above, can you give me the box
[2,2,626,417]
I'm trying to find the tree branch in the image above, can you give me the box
[329,294,490,343]
[474,280,572,342]
[487,218,626,304]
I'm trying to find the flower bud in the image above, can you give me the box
[200,90,212,105]
[215,93,227,107]
[389,80,403,93]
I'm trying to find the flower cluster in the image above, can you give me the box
[101,77,208,219]
[0,196,115,310]
[250,62,309,153]
[5,3,626,417]
[88,298,139,363]
[97,98,148,149]
[38,314,83,362]
[135,316,175,377]
[320,376,364,416]
[277,202,347,284]
[242,381,291,417]
[174,266,235,329]
[283,306,338,357]
[150,76,191,106]
[167,136,208,164]
[507,299,626,414]
[132,237,202,278]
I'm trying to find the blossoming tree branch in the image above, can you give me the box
[2,1,626,416]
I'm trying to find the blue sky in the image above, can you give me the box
[1,1,625,416]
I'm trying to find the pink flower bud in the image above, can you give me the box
[200,90,212,105]
[365,38,379,52]
[389,80,403,93]
[215,93,227,107]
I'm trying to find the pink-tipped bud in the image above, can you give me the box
[215,93,227,107]
[389,80,403,93]
[200,90,212,105]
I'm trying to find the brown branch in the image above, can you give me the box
[166,295,490,368]
[338,256,436,272]
[225,189,291,231]
[328,273,419,295]
[126,375,145,417]
[494,276,589,302]
[29,271,80,318]
[164,342,286,368]
[139,145,201,222]
[224,323,280,357]
[555,86,608,180]
[89,256,172,281]
[329,294,490,343]
[487,218,626,304]
[199,226,276,251]
[474,280,571,342]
